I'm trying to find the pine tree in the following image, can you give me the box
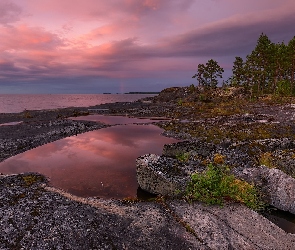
[232,56,245,87]
[193,59,224,88]
[192,63,206,86]
[246,33,273,95]
[271,42,289,94]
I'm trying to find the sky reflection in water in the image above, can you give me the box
[0,122,178,199]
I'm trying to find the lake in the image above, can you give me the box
[0,94,155,113]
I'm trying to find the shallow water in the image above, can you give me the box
[262,208,295,234]
[0,123,178,199]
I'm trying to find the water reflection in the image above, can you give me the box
[0,124,178,199]
[0,121,23,126]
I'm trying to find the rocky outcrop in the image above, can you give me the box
[237,166,295,214]
[163,138,295,171]
[137,140,295,216]
[136,154,192,197]
[152,86,249,104]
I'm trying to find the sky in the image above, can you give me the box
[0,0,295,94]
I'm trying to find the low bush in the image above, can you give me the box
[185,163,264,211]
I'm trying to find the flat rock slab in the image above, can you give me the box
[168,200,295,249]
[0,173,204,250]
[1,173,295,249]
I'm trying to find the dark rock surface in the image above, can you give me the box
[1,173,294,250]
[0,173,203,250]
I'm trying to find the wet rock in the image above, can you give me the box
[236,166,295,214]
[136,154,192,196]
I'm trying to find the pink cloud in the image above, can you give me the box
[0,24,63,51]
[0,0,294,92]
[0,0,22,25]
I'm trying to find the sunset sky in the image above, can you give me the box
[0,0,294,94]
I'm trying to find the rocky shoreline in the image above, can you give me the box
[2,88,295,249]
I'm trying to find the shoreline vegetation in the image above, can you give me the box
[192,33,295,98]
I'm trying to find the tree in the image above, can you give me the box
[192,63,205,86]
[270,42,290,94]
[231,56,245,87]
[246,33,273,94]
[193,59,224,88]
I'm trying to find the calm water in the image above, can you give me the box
[0,94,155,113]
[0,116,178,199]
[262,208,295,234]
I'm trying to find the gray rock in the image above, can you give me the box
[168,200,295,250]
[138,140,295,215]
[236,166,295,214]
[136,154,191,196]
[163,139,257,169]
[0,173,204,250]
[2,173,295,249]
[163,139,216,158]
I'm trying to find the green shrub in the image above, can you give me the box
[176,152,190,162]
[177,98,183,106]
[276,80,291,96]
[185,164,264,210]
[23,109,33,118]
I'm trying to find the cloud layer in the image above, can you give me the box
[0,0,294,93]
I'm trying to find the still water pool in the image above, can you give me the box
[0,116,179,199]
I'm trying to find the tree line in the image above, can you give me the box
[193,33,295,96]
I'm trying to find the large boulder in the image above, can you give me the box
[136,154,193,196]
[236,166,295,214]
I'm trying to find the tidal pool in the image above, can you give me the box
[262,208,295,234]
[0,122,178,199]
